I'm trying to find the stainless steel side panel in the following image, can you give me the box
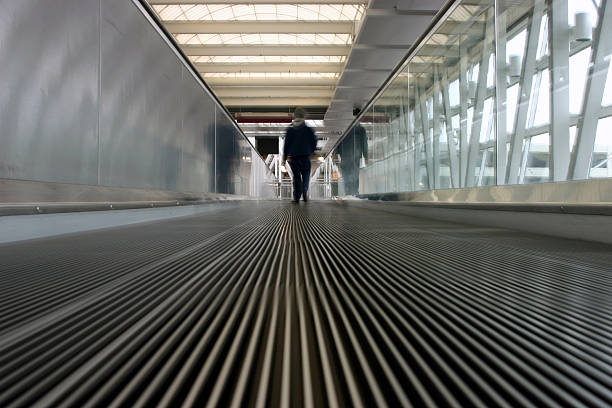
[0,0,99,184]
[0,0,271,201]
[178,69,215,193]
[99,0,182,191]
[215,106,239,194]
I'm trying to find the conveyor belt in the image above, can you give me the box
[0,201,611,407]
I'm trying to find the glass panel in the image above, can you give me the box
[603,64,612,106]
[328,0,612,198]
[523,133,551,184]
[590,116,612,178]
[569,48,590,114]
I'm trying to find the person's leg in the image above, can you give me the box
[289,160,303,202]
[353,158,361,195]
[351,157,361,195]
[301,158,311,200]
[343,163,356,195]
[347,178,356,195]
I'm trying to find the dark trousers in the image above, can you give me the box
[342,159,360,195]
[288,156,311,201]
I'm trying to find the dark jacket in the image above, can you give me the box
[338,124,368,164]
[283,120,317,160]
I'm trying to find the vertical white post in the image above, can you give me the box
[548,0,570,181]
[495,6,508,185]
[507,0,544,184]
[459,43,470,187]
[466,9,494,187]
[441,68,460,188]
[432,66,442,189]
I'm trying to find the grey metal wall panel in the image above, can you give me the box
[0,0,99,184]
[235,137,253,196]
[178,68,215,193]
[0,0,265,201]
[215,106,239,194]
[99,0,182,191]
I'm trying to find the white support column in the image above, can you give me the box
[432,66,442,189]
[484,100,496,184]
[399,92,415,190]
[417,84,434,189]
[410,87,420,190]
[570,0,612,179]
[495,8,508,185]
[441,68,460,188]
[466,9,494,187]
[413,86,424,188]
[548,0,570,181]
[459,43,470,187]
[506,0,544,184]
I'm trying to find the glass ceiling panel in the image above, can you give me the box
[153,4,366,22]
[448,5,485,22]
[203,72,338,78]
[175,33,352,45]
[190,55,346,63]
[426,33,451,45]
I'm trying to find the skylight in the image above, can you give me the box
[153,4,366,22]
[175,33,352,45]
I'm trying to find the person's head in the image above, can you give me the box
[294,107,306,119]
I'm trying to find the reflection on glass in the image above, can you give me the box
[331,0,612,197]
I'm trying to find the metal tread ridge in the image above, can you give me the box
[0,202,611,407]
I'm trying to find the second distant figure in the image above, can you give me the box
[337,123,368,196]
[282,107,318,203]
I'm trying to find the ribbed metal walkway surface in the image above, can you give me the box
[1,201,611,407]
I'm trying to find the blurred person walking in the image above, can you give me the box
[282,107,317,203]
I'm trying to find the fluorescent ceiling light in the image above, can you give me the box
[190,55,346,63]
[175,33,352,45]
[203,72,338,78]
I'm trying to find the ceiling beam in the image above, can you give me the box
[242,126,326,131]
[197,62,344,73]
[222,97,331,106]
[230,106,327,115]
[352,44,412,50]
[206,77,337,86]
[182,44,350,56]
[350,44,459,57]
[213,87,335,98]
[365,8,438,16]
[165,21,354,34]
[243,128,327,134]
[150,0,365,4]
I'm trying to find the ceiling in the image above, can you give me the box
[147,0,448,154]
